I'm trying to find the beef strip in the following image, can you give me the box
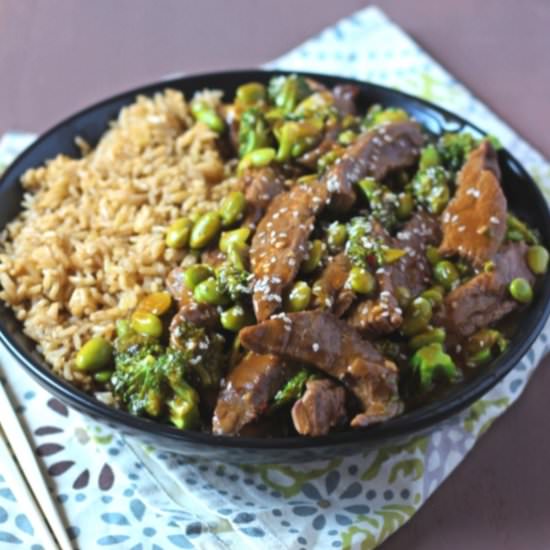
[249,184,328,321]
[435,242,534,337]
[240,310,403,427]
[349,212,440,335]
[242,167,286,229]
[332,84,360,117]
[212,353,289,435]
[323,121,424,213]
[312,253,355,316]
[291,379,347,436]
[439,141,507,267]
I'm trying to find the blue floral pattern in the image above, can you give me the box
[0,6,549,549]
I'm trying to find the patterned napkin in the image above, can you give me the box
[1,6,549,549]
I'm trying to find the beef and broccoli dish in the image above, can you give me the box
[1,74,547,437]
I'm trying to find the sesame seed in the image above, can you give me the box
[312,343,320,352]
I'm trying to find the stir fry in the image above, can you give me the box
[75,74,548,437]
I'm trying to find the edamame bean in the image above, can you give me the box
[130,311,163,338]
[426,245,441,265]
[286,281,312,312]
[409,327,446,350]
[236,82,266,106]
[219,227,251,253]
[509,277,533,304]
[220,305,254,331]
[94,370,113,384]
[301,240,325,274]
[347,267,376,295]
[396,192,414,220]
[433,260,459,291]
[338,130,357,146]
[527,245,549,275]
[75,337,113,372]
[421,287,444,307]
[327,222,348,251]
[402,297,432,337]
[419,145,440,171]
[183,264,213,290]
[219,191,246,227]
[165,217,192,249]
[195,109,225,133]
[138,291,172,316]
[238,147,277,174]
[190,212,222,249]
[193,277,229,306]
[227,241,249,271]
[396,286,412,308]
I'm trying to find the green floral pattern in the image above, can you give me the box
[1,6,550,549]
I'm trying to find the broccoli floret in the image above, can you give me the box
[215,262,253,302]
[464,329,508,367]
[506,214,540,245]
[239,107,271,157]
[267,74,312,114]
[345,216,406,269]
[437,132,478,172]
[270,369,313,413]
[410,343,460,390]
[410,166,450,215]
[170,320,225,389]
[111,341,200,430]
[363,105,409,129]
[357,178,399,230]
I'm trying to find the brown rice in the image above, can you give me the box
[0,89,240,385]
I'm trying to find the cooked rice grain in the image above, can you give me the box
[0,89,239,384]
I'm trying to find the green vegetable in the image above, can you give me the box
[193,277,230,306]
[338,130,357,146]
[220,305,254,332]
[317,148,343,171]
[111,337,200,428]
[357,177,399,230]
[411,343,459,389]
[219,191,246,227]
[402,297,432,336]
[183,264,214,291]
[437,132,478,172]
[419,144,441,171]
[465,328,508,367]
[301,240,325,274]
[345,216,395,268]
[93,370,113,383]
[396,192,414,220]
[238,147,276,173]
[409,327,446,350]
[227,241,250,271]
[270,368,312,412]
[267,74,312,114]
[326,222,348,251]
[190,211,222,249]
[395,286,412,308]
[420,287,444,307]
[275,119,322,162]
[138,291,172,316]
[364,106,409,128]
[508,277,533,304]
[527,245,549,275]
[411,166,450,215]
[75,337,113,372]
[347,266,376,295]
[294,91,335,119]
[215,262,252,301]
[219,227,251,254]
[506,214,539,244]
[238,107,271,157]
[165,217,192,249]
[130,311,163,338]
[426,245,441,265]
[286,281,312,312]
[190,101,225,133]
[433,260,459,291]
[235,82,266,107]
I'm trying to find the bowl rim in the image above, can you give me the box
[1,68,549,451]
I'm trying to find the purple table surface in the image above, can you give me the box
[1,1,549,548]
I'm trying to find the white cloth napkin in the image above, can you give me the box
[0,6,549,549]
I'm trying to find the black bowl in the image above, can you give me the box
[1,70,549,464]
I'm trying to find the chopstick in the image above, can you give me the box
[0,380,73,550]
[0,426,61,549]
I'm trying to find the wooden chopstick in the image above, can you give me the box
[0,426,61,550]
[0,380,73,550]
